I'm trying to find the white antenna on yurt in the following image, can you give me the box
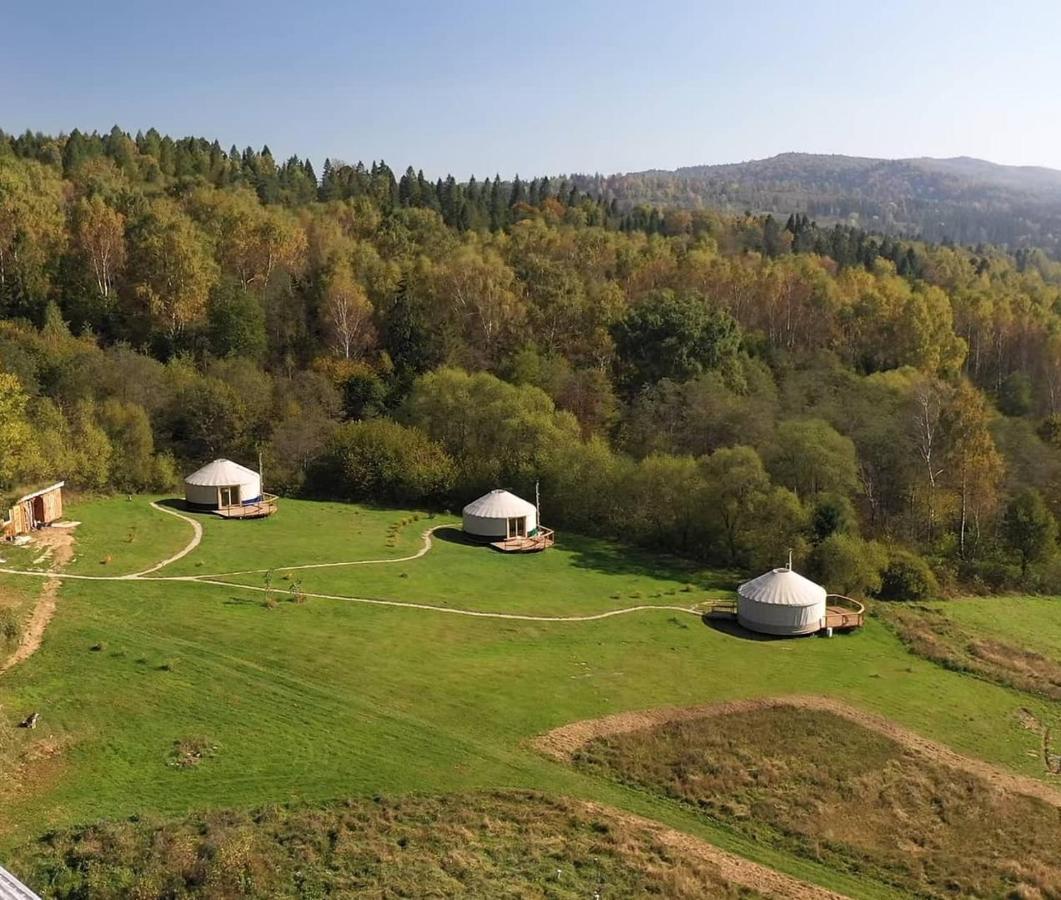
[787,547,793,570]
[258,450,264,494]
[535,479,541,523]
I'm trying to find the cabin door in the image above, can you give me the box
[218,485,240,508]
[507,516,526,538]
[32,496,46,526]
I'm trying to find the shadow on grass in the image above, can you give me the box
[432,526,484,547]
[156,497,207,515]
[701,615,799,642]
[223,595,263,607]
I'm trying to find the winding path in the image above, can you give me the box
[0,501,704,625]
[0,529,74,675]
[134,502,204,576]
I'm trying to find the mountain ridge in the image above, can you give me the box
[568,152,1061,251]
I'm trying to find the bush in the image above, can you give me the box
[807,534,886,597]
[314,419,455,504]
[876,550,940,601]
[0,609,21,645]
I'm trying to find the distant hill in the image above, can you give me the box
[570,153,1061,251]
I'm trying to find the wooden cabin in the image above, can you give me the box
[2,482,65,538]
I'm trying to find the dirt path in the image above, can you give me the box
[0,527,75,675]
[187,523,445,579]
[0,504,706,623]
[133,502,203,576]
[534,694,1061,808]
[583,801,849,900]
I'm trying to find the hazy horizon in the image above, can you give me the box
[5,0,1061,179]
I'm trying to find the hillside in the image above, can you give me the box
[571,153,1061,251]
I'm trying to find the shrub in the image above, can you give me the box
[314,419,455,504]
[876,550,940,601]
[0,609,21,645]
[808,533,886,597]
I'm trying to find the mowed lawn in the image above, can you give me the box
[158,498,432,576]
[1,495,1059,898]
[218,528,733,617]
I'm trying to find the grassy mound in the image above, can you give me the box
[573,707,1061,899]
[11,792,761,899]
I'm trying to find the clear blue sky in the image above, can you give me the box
[4,0,1060,178]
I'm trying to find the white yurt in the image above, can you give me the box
[462,489,538,540]
[737,565,828,636]
[184,459,262,510]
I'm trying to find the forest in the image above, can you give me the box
[4,126,1061,598]
[571,153,1061,253]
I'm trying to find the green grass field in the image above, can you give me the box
[937,595,1061,659]
[2,495,1060,898]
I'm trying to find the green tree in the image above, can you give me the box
[767,419,859,500]
[876,549,939,601]
[611,290,741,392]
[1001,488,1058,579]
[128,199,217,345]
[207,278,267,360]
[0,372,38,488]
[318,419,454,503]
[808,534,887,598]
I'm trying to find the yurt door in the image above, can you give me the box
[508,516,526,538]
[218,485,240,508]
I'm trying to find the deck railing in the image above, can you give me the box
[216,493,279,519]
[491,527,555,552]
[823,593,866,629]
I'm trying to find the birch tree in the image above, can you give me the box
[72,196,125,299]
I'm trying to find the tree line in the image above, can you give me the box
[4,126,1061,597]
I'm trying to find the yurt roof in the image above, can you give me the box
[184,459,259,487]
[738,567,827,607]
[462,489,536,519]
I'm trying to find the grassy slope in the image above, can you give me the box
[2,495,1059,898]
[60,496,191,576]
[940,596,1061,659]
[572,707,1061,899]
[218,527,732,616]
[9,791,763,899]
[157,499,432,576]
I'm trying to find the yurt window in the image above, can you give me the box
[219,485,240,508]
[507,516,526,538]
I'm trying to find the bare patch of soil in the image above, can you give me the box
[0,527,75,675]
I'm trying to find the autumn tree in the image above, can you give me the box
[128,199,217,343]
[71,195,125,300]
[0,372,38,488]
[322,259,375,359]
[940,381,1005,558]
[0,158,66,314]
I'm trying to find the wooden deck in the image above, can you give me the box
[704,594,865,633]
[213,493,279,520]
[823,594,866,630]
[490,527,555,553]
